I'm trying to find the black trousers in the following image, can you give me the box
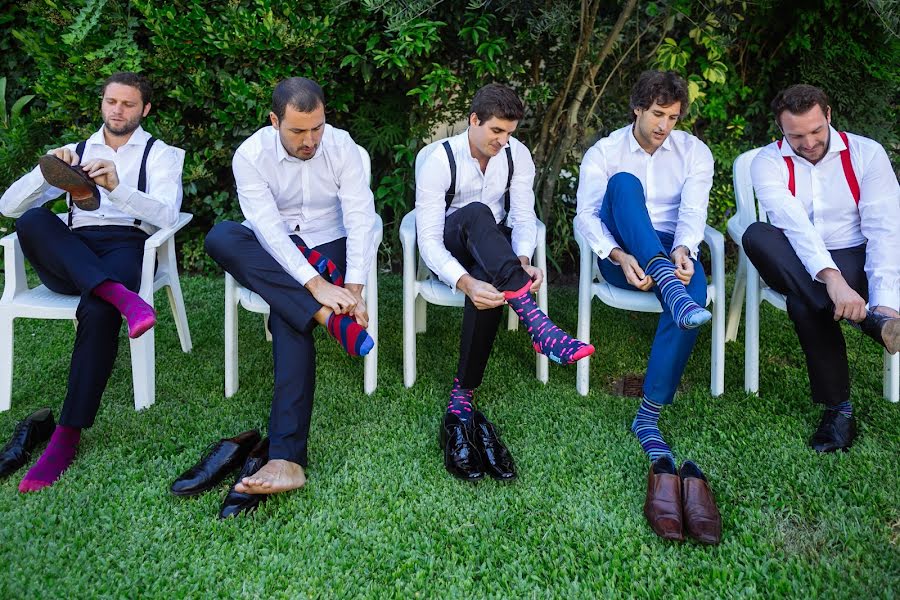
[15,206,147,428]
[444,202,531,389]
[743,221,868,407]
[205,221,348,467]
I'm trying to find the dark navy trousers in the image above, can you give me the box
[597,173,707,405]
[205,221,347,467]
[443,202,532,390]
[15,206,147,428]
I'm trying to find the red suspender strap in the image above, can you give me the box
[837,131,860,205]
[776,139,795,196]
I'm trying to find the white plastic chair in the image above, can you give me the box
[224,145,381,397]
[400,140,550,388]
[725,148,898,402]
[574,225,726,397]
[0,211,194,412]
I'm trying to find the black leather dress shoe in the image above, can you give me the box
[810,410,856,453]
[0,408,55,478]
[472,411,516,481]
[171,429,260,496]
[219,437,270,519]
[856,311,900,355]
[439,413,484,481]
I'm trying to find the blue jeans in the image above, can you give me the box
[597,173,706,405]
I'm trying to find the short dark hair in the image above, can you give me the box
[272,77,325,121]
[629,70,689,121]
[771,84,829,127]
[102,72,152,106]
[469,83,524,124]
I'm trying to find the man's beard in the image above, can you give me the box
[104,115,142,136]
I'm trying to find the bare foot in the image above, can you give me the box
[234,459,306,495]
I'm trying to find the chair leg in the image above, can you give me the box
[161,239,192,353]
[885,350,899,403]
[507,305,518,331]
[710,282,725,397]
[726,251,747,343]
[414,295,427,334]
[576,245,593,397]
[404,287,417,389]
[224,273,239,398]
[364,265,378,395]
[129,329,155,411]
[264,314,272,342]
[745,262,761,395]
[0,316,13,412]
[535,238,549,383]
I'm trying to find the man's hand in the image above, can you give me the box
[49,146,80,166]
[457,274,505,310]
[610,248,653,291]
[306,275,357,314]
[519,255,543,293]
[670,245,694,284]
[81,159,120,192]
[345,283,369,327]
[819,268,867,322]
[873,306,900,319]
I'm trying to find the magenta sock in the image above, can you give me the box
[19,425,80,493]
[92,280,156,338]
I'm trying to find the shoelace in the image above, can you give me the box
[1,421,31,455]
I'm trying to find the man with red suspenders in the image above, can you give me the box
[743,84,900,453]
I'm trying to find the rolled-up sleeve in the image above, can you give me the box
[337,144,377,285]
[106,145,184,229]
[858,145,900,311]
[415,150,468,289]
[233,151,318,286]
[750,149,838,280]
[506,143,538,260]
[574,145,619,260]
[673,141,713,258]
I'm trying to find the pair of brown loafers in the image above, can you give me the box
[643,456,721,545]
[38,154,101,211]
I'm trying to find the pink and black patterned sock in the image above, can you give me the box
[504,282,594,365]
[19,425,81,493]
[92,280,156,338]
[446,378,475,423]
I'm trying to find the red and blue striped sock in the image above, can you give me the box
[631,396,673,462]
[326,313,374,357]
[296,244,344,287]
[504,281,594,365]
[447,377,475,423]
[644,255,711,330]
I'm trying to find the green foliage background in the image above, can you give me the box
[0,0,897,271]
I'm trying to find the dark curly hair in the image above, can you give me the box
[629,70,689,121]
[770,84,829,127]
[102,72,153,106]
[469,83,524,124]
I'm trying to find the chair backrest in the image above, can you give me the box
[414,140,446,181]
[356,144,371,187]
[732,147,766,227]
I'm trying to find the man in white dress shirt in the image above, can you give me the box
[744,84,900,453]
[204,78,376,516]
[574,71,720,544]
[416,84,593,483]
[0,72,184,492]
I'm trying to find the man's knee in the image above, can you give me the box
[607,172,644,199]
[204,221,245,262]
[15,206,58,238]
[741,221,779,260]
[455,201,494,223]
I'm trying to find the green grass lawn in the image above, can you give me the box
[0,274,897,598]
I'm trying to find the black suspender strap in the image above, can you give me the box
[133,136,156,227]
[501,145,513,225]
[67,140,88,228]
[442,140,456,211]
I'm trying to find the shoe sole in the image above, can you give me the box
[38,155,101,211]
[883,317,900,355]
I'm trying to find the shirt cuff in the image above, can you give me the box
[345,268,367,286]
[672,237,700,260]
[443,262,469,293]
[869,288,900,313]
[107,182,136,207]
[808,253,839,283]
[294,262,320,287]
[511,239,536,261]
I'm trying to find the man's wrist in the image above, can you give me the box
[304,274,325,292]
[518,255,530,267]
[609,247,625,261]
[346,282,364,295]
[456,274,474,294]
[817,267,842,285]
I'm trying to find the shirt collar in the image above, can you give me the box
[628,124,673,154]
[273,125,324,163]
[463,127,511,162]
[88,124,150,148]
[779,125,843,161]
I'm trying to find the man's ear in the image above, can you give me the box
[269,112,279,128]
[468,112,480,127]
[142,103,152,118]
[825,105,832,123]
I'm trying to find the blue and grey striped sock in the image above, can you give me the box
[830,400,853,419]
[631,396,673,461]
[645,255,711,330]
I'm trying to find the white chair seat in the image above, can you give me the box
[575,226,726,397]
[0,211,194,412]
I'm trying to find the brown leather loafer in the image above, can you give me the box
[38,154,101,211]
[643,456,684,541]
[680,460,722,545]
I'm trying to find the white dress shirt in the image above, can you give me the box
[0,126,184,234]
[751,126,900,311]
[574,124,714,261]
[232,124,377,287]
[414,129,538,289]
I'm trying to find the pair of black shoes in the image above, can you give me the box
[440,411,516,481]
[810,410,856,453]
[170,430,270,518]
[0,408,56,478]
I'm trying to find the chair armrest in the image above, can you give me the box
[1,230,29,302]
[144,212,193,251]
[399,209,416,251]
[725,214,747,247]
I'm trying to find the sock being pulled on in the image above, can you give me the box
[326,313,374,357]
[644,256,711,330]
[18,425,80,493]
[631,396,673,462]
[447,377,475,423]
[504,281,593,365]
[92,280,156,338]
[297,244,344,286]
